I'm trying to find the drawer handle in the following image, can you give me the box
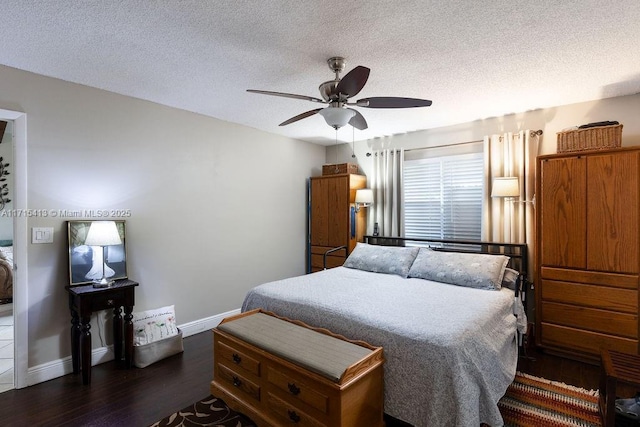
[232,376,242,387]
[288,410,300,423]
[287,382,300,395]
[232,353,242,364]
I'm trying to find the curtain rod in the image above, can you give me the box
[365,129,543,157]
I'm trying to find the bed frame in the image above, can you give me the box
[363,235,529,307]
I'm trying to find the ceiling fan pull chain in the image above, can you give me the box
[335,129,339,172]
[352,126,356,158]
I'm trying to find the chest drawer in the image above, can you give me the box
[267,365,329,414]
[217,363,260,402]
[267,392,325,427]
[216,339,260,377]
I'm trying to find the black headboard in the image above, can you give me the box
[364,235,528,283]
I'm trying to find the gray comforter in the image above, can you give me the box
[242,266,519,427]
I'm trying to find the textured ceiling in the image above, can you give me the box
[1,1,639,146]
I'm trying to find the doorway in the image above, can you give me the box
[0,120,14,392]
[0,109,26,391]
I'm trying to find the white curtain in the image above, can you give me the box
[482,130,538,242]
[482,130,539,274]
[369,149,405,237]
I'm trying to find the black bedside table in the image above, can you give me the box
[66,279,139,385]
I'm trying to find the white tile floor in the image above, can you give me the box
[0,309,13,393]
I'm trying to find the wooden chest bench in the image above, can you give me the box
[210,309,384,427]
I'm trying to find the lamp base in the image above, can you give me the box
[92,277,115,288]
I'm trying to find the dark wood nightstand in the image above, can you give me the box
[66,279,139,385]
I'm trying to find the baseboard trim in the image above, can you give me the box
[25,308,241,387]
[179,308,240,338]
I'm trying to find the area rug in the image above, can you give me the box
[498,372,602,427]
[152,373,602,427]
[149,395,256,427]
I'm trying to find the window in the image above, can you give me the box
[403,143,484,242]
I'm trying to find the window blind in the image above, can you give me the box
[403,151,484,242]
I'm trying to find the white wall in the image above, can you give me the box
[0,65,325,370]
[329,93,640,179]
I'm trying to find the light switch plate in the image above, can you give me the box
[32,227,54,244]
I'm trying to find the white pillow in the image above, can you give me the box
[343,243,420,278]
[132,305,179,346]
[407,248,509,290]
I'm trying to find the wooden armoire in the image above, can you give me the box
[309,173,367,272]
[535,146,640,362]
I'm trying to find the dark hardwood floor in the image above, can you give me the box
[0,330,635,426]
[0,331,216,426]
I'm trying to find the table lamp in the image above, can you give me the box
[84,221,122,288]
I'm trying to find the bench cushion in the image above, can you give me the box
[217,312,372,382]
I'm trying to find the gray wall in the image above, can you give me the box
[0,64,325,369]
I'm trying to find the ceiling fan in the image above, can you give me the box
[247,57,432,130]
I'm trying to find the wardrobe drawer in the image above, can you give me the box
[541,280,637,313]
[216,339,261,377]
[311,245,347,270]
[540,322,638,356]
[311,254,345,270]
[267,365,329,414]
[217,363,260,402]
[541,301,638,339]
[540,267,638,289]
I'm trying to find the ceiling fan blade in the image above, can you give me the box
[357,97,433,108]
[279,109,323,126]
[336,66,370,98]
[247,89,325,104]
[348,109,368,130]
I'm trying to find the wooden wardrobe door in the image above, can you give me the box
[587,151,639,273]
[310,178,330,247]
[539,156,587,269]
[326,175,349,248]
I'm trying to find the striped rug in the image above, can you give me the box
[499,372,602,427]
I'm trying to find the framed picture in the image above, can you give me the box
[67,220,127,286]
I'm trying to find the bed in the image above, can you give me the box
[0,243,12,304]
[241,237,527,427]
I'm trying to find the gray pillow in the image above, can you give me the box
[407,248,509,290]
[343,243,420,278]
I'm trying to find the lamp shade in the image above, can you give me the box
[355,189,374,205]
[318,107,355,129]
[84,221,122,246]
[491,177,520,198]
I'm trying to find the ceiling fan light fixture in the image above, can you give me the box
[318,107,355,129]
[247,57,432,130]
